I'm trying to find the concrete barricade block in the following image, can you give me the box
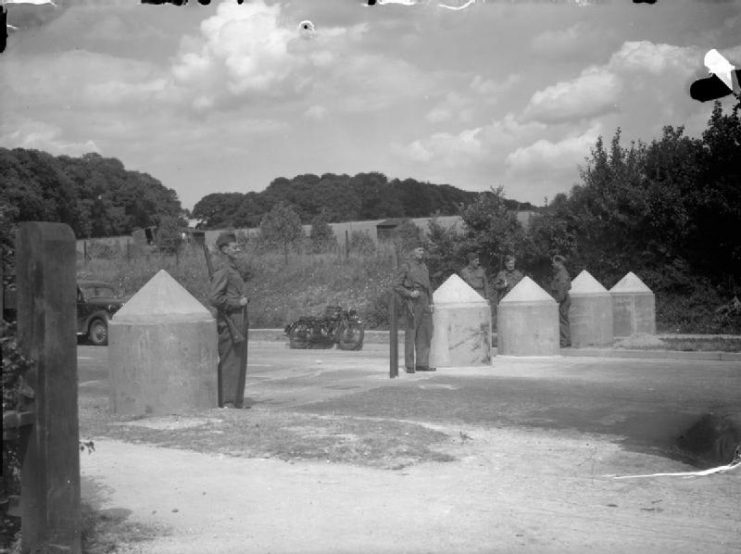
[430,274,491,368]
[109,270,218,415]
[610,272,656,338]
[569,270,614,347]
[497,276,559,356]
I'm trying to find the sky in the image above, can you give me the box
[1,0,740,211]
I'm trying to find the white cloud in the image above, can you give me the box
[0,121,100,156]
[304,105,328,120]
[396,127,484,167]
[522,67,622,124]
[505,123,602,175]
[609,41,698,76]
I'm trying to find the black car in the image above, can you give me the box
[77,280,127,346]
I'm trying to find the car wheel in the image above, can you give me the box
[88,318,108,346]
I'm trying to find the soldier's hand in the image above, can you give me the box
[410,290,420,298]
[239,297,249,306]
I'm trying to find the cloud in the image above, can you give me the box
[505,123,602,175]
[522,40,707,126]
[170,0,302,107]
[304,105,328,120]
[609,40,698,76]
[397,113,547,170]
[424,73,520,124]
[0,120,100,156]
[522,67,622,124]
[397,127,484,167]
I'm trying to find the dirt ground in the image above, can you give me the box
[80,416,740,554]
[72,342,741,553]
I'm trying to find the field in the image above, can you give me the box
[77,240,741,338]
[77,241,399,330]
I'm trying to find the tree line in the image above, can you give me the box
[0,150,183,239]
[191,173,537,229]
[413,100,740,333]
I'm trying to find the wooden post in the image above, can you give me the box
[16,222,81,554]
[389,290,398,379]
[344,230,350,261]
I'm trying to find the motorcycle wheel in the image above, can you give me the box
[288,322,313,349]
[337,319,365,351]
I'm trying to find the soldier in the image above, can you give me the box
[550,254,571,348]
[208,232,249,408]
[393,243,435,373]
[493,254,524,303]
[460,252,489,300]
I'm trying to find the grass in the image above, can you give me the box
[77,241,741,340]
[79,397,456,472]
[77,242,399,330]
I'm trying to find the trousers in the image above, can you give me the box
[404,299,433,369]
[558,296,571,347]
[217,312,246,406]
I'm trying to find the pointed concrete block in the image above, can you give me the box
[569,270,613,347]
[434,273,488,304]
[501,275,557,303]
[115,269,212,322]
[109,270,218,415]
[430,274,491,368]
[609,271,655,338]
[497,276,559,356]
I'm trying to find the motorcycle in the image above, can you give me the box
[284,305,365,350]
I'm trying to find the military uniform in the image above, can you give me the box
[550,262,571,347]
[208,257,247,407]
[461,265,489,300]
[493,268,524,303]
[393,257,434,372]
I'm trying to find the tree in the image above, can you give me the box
[309,211,337,253]
[156,215,186,262]
[348,230,376,256]
[460,187,526,273]
[259,202,304,264]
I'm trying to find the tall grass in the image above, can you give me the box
[77,242,399,329]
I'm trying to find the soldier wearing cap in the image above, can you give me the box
[393,243,435,373]
[550,254,571,347]
[460,252,489,300]
[493,254,524,303]
[208,232,249,407]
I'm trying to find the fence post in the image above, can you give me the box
[389,290,398,379]
[16,222,81,554]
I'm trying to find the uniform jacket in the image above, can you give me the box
[493,268,524,300]
[208,258,246,313]
[461,265,489,299]
[550,265,571,303]
[394,259,432,304]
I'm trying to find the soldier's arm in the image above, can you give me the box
[208,268,239,311]
[393,264,414,299]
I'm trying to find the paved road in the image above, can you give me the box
[78,341,741,467]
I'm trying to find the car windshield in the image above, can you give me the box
[81,285,116,298]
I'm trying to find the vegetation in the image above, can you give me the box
[309,210,338,253]
[2,100,741,335]
[0,150,183,239]
[259,202,304,264]
[191,172,536,229]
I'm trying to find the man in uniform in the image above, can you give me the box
[208,232,249,407]
[460,252,489,300]
[550,254,571,348]
[393,244,435,373]
[493,254,524,303]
